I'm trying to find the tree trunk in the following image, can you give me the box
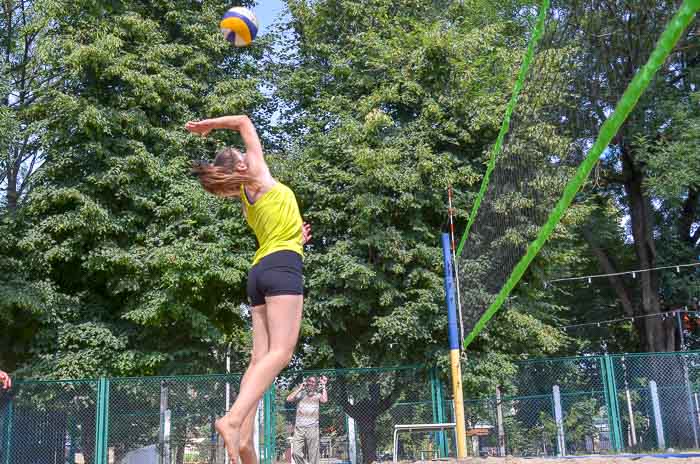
[582,228,635,317]
[176,442,185,464]
[679,187,700,247]
[335,374,405,464]
[357,416,378,464]
[6,161,18,211]
[621,145,675,352]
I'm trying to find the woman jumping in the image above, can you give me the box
[186,115,309,464]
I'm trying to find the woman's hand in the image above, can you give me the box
[302,222,312,245]
[185,119,219,137]
[185,116,248,137]
[0,370,11,390]
[187,115,267,181]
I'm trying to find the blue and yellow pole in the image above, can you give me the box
[441,233,468,458]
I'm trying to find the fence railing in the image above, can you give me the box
[2,351,700,463]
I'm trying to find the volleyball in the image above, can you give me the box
[220,7,258,47]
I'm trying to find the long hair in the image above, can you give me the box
[191,147,252,197]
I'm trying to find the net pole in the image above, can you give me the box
[441,233,468,458]
[448,186,465,346]
[463,0,700,349]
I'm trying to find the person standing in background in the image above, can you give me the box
[286,376,328,464]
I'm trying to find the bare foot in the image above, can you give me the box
[216,416,241,462]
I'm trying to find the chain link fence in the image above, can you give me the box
[464,352,700,457]
[496,356,612,457]
[106,374,242,464]
[3,352,700,463]
[611,352,700,452]
[0,379,99,464]
[270,366,452,464]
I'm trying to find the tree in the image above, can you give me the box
[270,1,567,460]
[276,0,562,367]
[566,0,700,353]
[523,2,700,446]
[458,0,700,355]
[1,0,267,378]
[0,0,46,211]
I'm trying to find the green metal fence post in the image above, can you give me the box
[94,378,104,464]
[430,368,438,456]
[272,384,278,464]
[609,357,624,451]
[263,384,276,464]
[600,357,614,449]
[270,386,276,464]
[430,367,447,457]
[94,377,110,464]
[68,415,77,464]
[2,396,13,464]
[104,378,111,462]
[437,374,448,457]
[263,388,270,464]
[602,356,623,451]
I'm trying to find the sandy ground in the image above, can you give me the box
[403,457,700,463]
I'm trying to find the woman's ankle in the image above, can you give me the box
[222,413,243,429]
[216,416,241,430]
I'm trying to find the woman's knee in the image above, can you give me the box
[250,349,266,366]
[270,346,295,366]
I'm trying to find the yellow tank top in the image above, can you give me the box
[241,182,303,265]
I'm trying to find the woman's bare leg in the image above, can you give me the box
[217,295,303,462]
[238,406,260,464]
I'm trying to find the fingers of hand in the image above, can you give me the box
[185,121,211,136]
[302,224,312,243]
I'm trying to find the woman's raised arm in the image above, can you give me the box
[185,115,266,176]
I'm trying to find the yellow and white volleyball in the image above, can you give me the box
[220,6,259,47]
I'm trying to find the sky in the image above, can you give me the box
[253,0,289,33]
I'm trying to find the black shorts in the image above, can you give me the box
[247,250,304,306]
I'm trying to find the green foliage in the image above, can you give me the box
[1,0,266,377]
[0,0,47,211]
[272,0,568,370]
[548,1,700,352]
[1,0,697,386]
[638,91,700,202]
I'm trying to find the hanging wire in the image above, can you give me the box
[546,262,700,286]
[560,308,698,330]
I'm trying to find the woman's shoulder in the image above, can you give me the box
[271,181,295,196]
